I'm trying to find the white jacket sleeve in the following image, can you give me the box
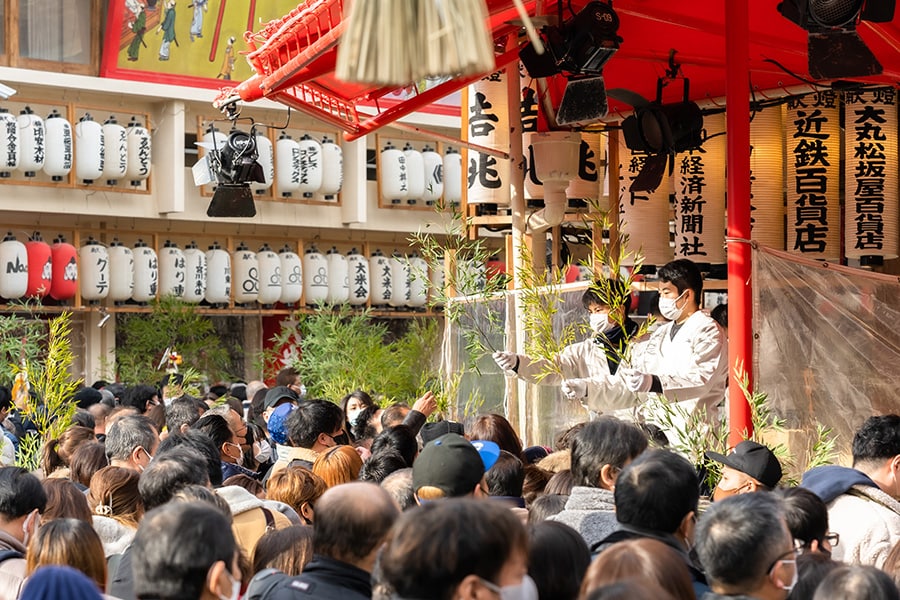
[515,341,591,385]
[655,319,726,401]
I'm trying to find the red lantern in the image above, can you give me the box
[25,232,52,298]
[49,235,78,301]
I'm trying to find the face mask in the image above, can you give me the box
[253,440,272,463]
[481,575,539,600]
[217,570,241,600]
[779,560,798,593]
[22,511,38,546]
[658,290,687,321]
[589,313,613,334]
[331,432,350,446]
[347,409,363,427]
[224,442,243,460]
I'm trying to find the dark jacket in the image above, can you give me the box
[701,593,759,600]
[249,555,371,600]
[801,465,877,503]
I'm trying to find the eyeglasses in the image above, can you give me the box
[823,532,840,547]
[767,540,803,574]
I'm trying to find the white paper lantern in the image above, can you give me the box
[79,238,110,302]
[421,146,443,205]
[0,110,19,177]
[182,241,206,304]
[320,136,343,199]
[297,134,323,198]
[102,116,128,184]
[369,249,392,306]
[17,107,45,177]
[232,242,259,304]
[443,149,462,205]
[403,143,425,204]
[325,247,349,304]
[347,248,369,306]
[408,253,428,308]
[205,242,231,304]
[75,113,104,184]
[429,255,445,305]
[750,106,786,250]
[250,131,274,194]
[465,69,511,204]
[522,133,543,200]
[278,245,303,305]
[389,252,411,307]
[0,233,27,299]
[257,243,282,305]
[125,117,152,186]
[108,240,134,302]
[275,132,300,197]
[132,239,158,303]
[158,240,186,298]
[303,246,329,305]
[566,131,605,200]
[44,109,73,181]
[380,143,408,205]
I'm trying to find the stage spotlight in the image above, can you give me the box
[778,0,894,78]
[194,126,266,217]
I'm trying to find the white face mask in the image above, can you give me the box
[589,313,613,334]
[658,290,687,321]
[253,439,272,463]
[481,575,539,600]
[347,408,363,427]
[22,510,38,546]
[217,571,241,600]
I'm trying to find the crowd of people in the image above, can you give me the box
[0,257,898,599]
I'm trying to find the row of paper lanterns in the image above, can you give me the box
[202,126,343,199]
[0,109,152,185]
[379,144,462,205]
[0,233,452,308]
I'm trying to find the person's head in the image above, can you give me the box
[812,565,900,600]
[313,482,399,572]
[68,442,108,489]
[192,413,242,465]
[359,450,407,484]
[73,387,103,411]
[582,580,678,600]
[778,487,837,556]
[413,433,494,500]
[707,440,783,501]
[87,466,143,529]
[312,444,363,488]
[657,259,703,321]
[40,479,91,523]
[0,467,46,544]
[156,429,223,487]
[165,396,204,435]
[582,279,631,333]
[614,449,699,539]
[71,408,96,431]
[138,446,210,511]
[545,469,576,496]
[274,366,301,392]
[528,494,569,523]
[341,390,376,432]
[380,467,416,511]
[852,414,900,498]
[711,303,728,331]
[380,403,411,429]
[248,386,268,430]
[522,464,551,507]
[222,474,265,498]
[133,502,239,600]
[250,524,313,576]
[122,384,160,414]
[485,450,525,498]
[571,417,648,490]
[265,465,327,524]
[468,413,523,458]
[790,553,841,600]
[168,485,233,523]
[556,423,586,451]
[26,518,106,591]
[41,425,95,475]
[0,385,11,421]
[262,386,300,425]
[205,404,248,447]
[696,492,797,599]
[286,399,345,451]
[105,415,159,472]
[381,498,531,600]
[370,424,418,467]
[528,520,590,600]
[580,538,696,600]
[19,565,104,600]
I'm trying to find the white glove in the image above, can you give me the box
[561,379,588,400]
[622,368,654,393]
[493,351,519,372]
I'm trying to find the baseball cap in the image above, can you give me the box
[413,433,500,498]
[266,402,297,445]
[706,440,783,488]
[264,386,299,410]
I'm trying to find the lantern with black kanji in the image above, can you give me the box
[232,242,259,304]
[17,107,45,178]
[257,243,282,305]
[132,239,158,303]
[347,248,369,306]
[79,237,110,302]
[278,245,302,306]
[326,247,349,304]
[182,241,206,304]
[108,239,134,303]
[205,242,231,305]
[303,246,328,305]
[75,113,104,184]
[44,110,72,182]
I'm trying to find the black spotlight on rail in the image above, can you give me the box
[777,0,894,79]
[519,1,622,126]
[609,76,704,193]
[195,126,266,218]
